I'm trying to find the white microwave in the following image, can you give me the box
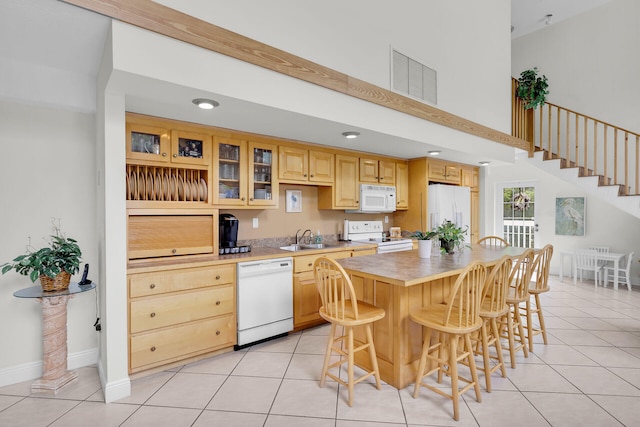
[346,184,397,213]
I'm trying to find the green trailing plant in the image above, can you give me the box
[517,67,549,110]
[436,220,470,254]
[410,230,439,240]
[1,222,82,283]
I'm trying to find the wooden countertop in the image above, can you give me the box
[338,244,527,287]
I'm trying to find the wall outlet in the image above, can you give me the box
[252,218,259,228]
[384,215,389,223]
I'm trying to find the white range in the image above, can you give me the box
[343,220,413,254]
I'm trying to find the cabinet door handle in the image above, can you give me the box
[216,300,221,305]
[150,346,156,352]
[149,283,156,289]
[216,330,221,336]
[150,312,156,318]
[308,262,312,267]
[304,174,308,177]
[250,198,254,201]
[241,197,245,201]
[215,275,221,280]
[173,153,177,158]
[162,152,167,157]
[171,249,177,254]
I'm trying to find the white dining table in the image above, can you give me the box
[559,250,627,290]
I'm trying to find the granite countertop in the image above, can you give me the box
[127,241,376,271]
[337,244,527,287]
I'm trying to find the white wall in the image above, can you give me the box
[157,0,512,133]
[512,0,640,134]
[0,100,99,384]
[482,158,640,282]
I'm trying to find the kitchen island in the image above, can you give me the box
[337,244,526,389]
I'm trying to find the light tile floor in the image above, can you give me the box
[2,275,640,426]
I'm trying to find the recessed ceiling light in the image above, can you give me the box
[342,131,360,139]
[479,161,491,166]
[192,98,219,110]
[427,150,441,156]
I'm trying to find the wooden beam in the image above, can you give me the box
[62,0,528,151]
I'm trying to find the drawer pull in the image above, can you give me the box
[308,262,312,267]
[150,346,156,352]
[150,312,156,318]
[216,330,221,336]
[162,152,167,157]
[215,275,221,280]
[216,300,221,305]
[149,284,156,289]
[172,249,177,254]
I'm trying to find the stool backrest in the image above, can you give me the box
[481,255,512,315]
[531,244,554,292]
[509,248,535,301]
[477,236,510,248]
[444,261,486,328]
[314,257,359,321]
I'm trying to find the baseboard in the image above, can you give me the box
[98,360,131,403]
[0,347,98,388]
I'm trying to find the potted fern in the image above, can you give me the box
[2,224,82,292]
[516,67,549,110]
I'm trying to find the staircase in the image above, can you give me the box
[512,78,640,219]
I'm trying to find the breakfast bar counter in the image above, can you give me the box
[337,244,526,389]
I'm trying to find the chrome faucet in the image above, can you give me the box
[295,229,312,245]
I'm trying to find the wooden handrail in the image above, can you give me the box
[512,78,639,196]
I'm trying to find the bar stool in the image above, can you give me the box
[411,261,486,421]
[499,248,534,368]
[313,257,386,407]
[475,255,512,392]
[522,244,553,352]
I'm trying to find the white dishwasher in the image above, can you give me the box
[236,257,294,348]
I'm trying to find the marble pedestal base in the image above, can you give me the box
[32,294,76,394]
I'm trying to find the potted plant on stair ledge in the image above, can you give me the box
[2,220,82,292]
[516,67,549,110]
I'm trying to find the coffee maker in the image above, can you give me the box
[219,213,250,254]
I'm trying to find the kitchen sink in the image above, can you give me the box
[279,243,334,251]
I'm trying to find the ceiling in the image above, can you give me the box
[1,0,613,164]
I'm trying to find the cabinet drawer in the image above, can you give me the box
[127,210,217,259]
[130,315,235,371]
[129,264,234,298]
[294,250,352,273]
[130,285,233,333]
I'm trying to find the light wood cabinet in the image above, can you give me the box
[360,158,396,185]
[293,248,370,330]
[318,154,359,209]
[470,190,480,244]
[127,209,217,259]
[170,130,212,167]
[395,161,409,210]
[428,159,461,184]
[128,263,236,373]
[279,146,333,185]
[213,137,278,208]
[126,122,170,163]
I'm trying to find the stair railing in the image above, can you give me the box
[512,78,639,196]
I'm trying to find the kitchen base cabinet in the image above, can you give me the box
[292,248,375,331]
[128,263,236,374]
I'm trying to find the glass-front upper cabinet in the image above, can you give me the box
[248,141,278,207]
[214,137,247,206]
[170,130,211,166]
[126,123,170,162]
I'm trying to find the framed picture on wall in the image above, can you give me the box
[286,190,302,213]
[555,196,586,236]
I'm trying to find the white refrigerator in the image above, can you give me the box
[428,184,471,243]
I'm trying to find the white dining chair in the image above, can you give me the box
[574,249,604,288]
[603,252,634,291]
[589,246,610,268]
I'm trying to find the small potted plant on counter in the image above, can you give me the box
[410,230,438,258]
[436,220,470,254]
[1,220,82,292]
